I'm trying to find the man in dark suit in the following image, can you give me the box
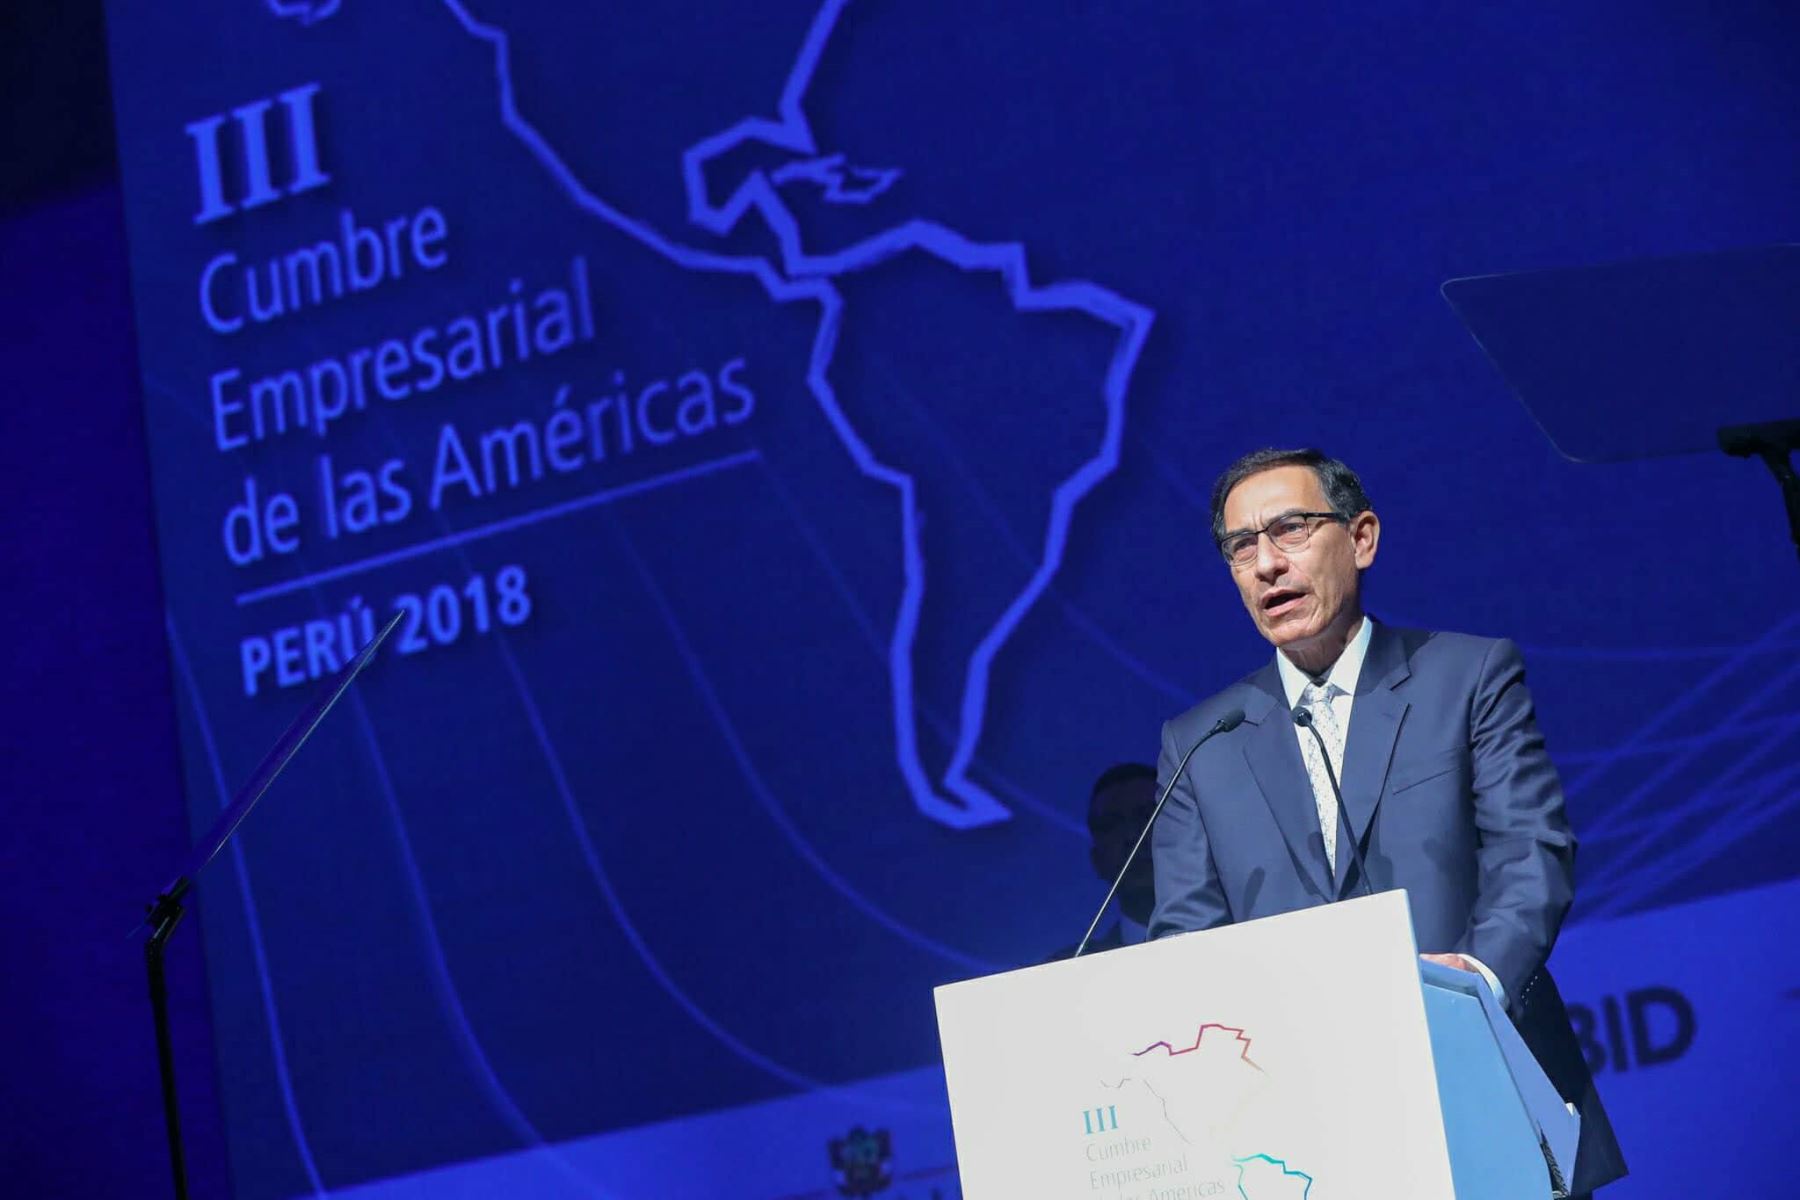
[1148,447,1625,1195]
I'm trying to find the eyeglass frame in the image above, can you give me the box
[1216,510,1351,566]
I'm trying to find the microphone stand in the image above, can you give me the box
[135,611,402,1199]
[144,895,189,1196]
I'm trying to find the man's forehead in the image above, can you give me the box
[1223,466,1325,525]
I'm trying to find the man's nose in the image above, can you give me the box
[1253,533,1288,578]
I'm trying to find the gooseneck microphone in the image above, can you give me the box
[1073,708,1246,958]
[1292,705,1373,897]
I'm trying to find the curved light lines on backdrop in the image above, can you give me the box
[441,0,1156,832]
[372,410,1012,1075]
[206,554,608,1194]
[1551,713,1799,766]
[165,615,329,1199]
[1575,625,1800,912]
[329,422,971,1100]
[1566,613,1800,920]
[148,387,638,1187]
[477,585,949,1117]
[145,418,881,1189]
[342,361,982,1102]
[606,514,999,974]
[149,359,977,1131]
[342,684,612,1196]
[1564,610,1800,820]
[303,432,958,1113]
[1586,758,1800,920]
[478,625,829,1096]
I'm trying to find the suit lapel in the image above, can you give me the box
[1240,668,1333,899]
[1334,621,1412,894]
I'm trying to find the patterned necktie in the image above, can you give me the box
[1299,680,1347,874]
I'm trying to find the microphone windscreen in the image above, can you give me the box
[1218,707,1247,732]
[1291,705,1312,727]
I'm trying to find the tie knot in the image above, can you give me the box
[1303,681,1335,707]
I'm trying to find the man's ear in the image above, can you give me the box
[1351,510,1380,570]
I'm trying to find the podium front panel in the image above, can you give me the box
[934,890,1454,1199]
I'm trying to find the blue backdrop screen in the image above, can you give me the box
[104,3,1800,1197]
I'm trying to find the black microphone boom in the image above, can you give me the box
[1072,708,1246,958]
[1292,705,1374,897]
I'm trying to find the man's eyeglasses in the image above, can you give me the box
[1217,511,1348,567]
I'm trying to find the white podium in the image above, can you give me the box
[934,890,1577,1199]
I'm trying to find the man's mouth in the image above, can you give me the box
[1261,588,1306,618]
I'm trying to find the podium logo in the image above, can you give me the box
[828,1125,893,1197]
[1081,1104,1120,1135]
[1567,985,1696,1074]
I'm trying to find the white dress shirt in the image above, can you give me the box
[1274,616,1508,1007]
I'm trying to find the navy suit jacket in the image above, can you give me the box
[1148,621,1625,1192]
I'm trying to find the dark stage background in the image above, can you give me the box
[4,3,1798,1197]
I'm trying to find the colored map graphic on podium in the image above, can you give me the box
[1103,1021,1270,1151]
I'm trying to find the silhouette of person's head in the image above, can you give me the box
[1087,763,1158,927]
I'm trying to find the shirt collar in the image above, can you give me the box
[1276,614,1374,710]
